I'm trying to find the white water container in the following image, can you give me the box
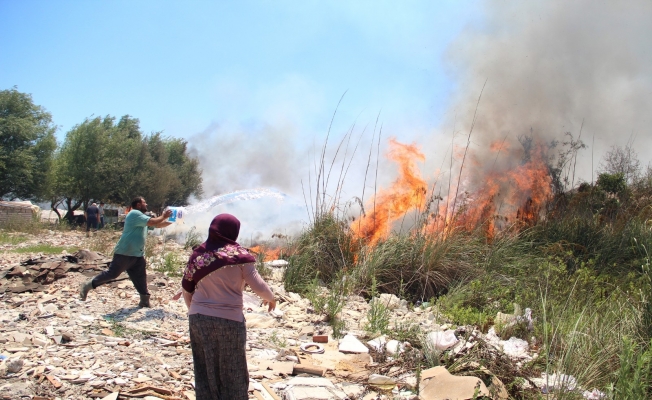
[166,207,185,223]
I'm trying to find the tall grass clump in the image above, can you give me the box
[184,226,202,250]
[355,228,485,301]
[284,213,355,293]
[539,289,639,397]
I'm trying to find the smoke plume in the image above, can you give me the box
[444,0,652,184]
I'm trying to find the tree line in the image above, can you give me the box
[0,87,203,221]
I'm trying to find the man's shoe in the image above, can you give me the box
[80,279,94,301]
[138,294,151,308]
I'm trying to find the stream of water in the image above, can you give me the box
[182,188,287,214]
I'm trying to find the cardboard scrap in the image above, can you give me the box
[420,366,490,400]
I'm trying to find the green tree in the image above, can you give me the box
[52,115,202,219]
[52,116,113,220]
[122,133,203,211]
[0,87,57,200]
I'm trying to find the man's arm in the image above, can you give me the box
[146,209,173,227]
[154,221,173,228]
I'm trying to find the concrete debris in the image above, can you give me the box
[338,382,365,398]
[284,377,347,400]
[1,249,111,293]
[385,339,404,355]
[369,293,407,310]
[338,334,369,354]
[366,336,386,352]
[6,357,23,373]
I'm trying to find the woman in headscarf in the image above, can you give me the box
[182,213,276,400]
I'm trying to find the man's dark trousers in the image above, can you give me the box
[92,254,149,295]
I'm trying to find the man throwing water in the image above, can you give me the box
[80,196,172,308]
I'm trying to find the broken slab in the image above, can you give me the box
[338,382,365,398]
[286,377,335,387]
[338,334,368,354]
[284,377,347,400]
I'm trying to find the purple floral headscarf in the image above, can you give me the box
[182,214,255,293]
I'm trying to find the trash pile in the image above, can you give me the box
[1,250,111,293]
[0,230,605,399]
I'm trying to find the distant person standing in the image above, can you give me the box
[80,197,172,308]
[85,202,100,237]
[98,202,105,229]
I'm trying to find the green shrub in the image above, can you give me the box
[607,338,652,399]
[154,252,184,277]
[364,278,391,336]
[597,172,626,195]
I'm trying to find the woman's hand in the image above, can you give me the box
[263,299,277,312]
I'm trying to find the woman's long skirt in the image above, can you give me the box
[189,313,249,400]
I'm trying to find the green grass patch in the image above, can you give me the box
[153,252,184,277]
[12,243,73,254]
[0,232,28,245]
[0,218,44,235]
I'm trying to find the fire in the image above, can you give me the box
[490,140,510,152]
[353,138,553,245]
[351,138,428,245]
[249,245,281,261]
[437,142,552,237]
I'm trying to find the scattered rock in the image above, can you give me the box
[6,358,23,373]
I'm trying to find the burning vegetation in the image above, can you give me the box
[351,136,554,245]
[279,127,652,397]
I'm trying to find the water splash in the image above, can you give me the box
[183,188,286,213]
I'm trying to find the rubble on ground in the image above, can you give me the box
[0,229,594,399]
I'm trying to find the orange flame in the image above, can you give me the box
[353,138,553,245]
[436,142,552,238]
[249,245,281,261]
[351,138,428,245]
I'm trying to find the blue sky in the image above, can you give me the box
[0,1,478,142]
